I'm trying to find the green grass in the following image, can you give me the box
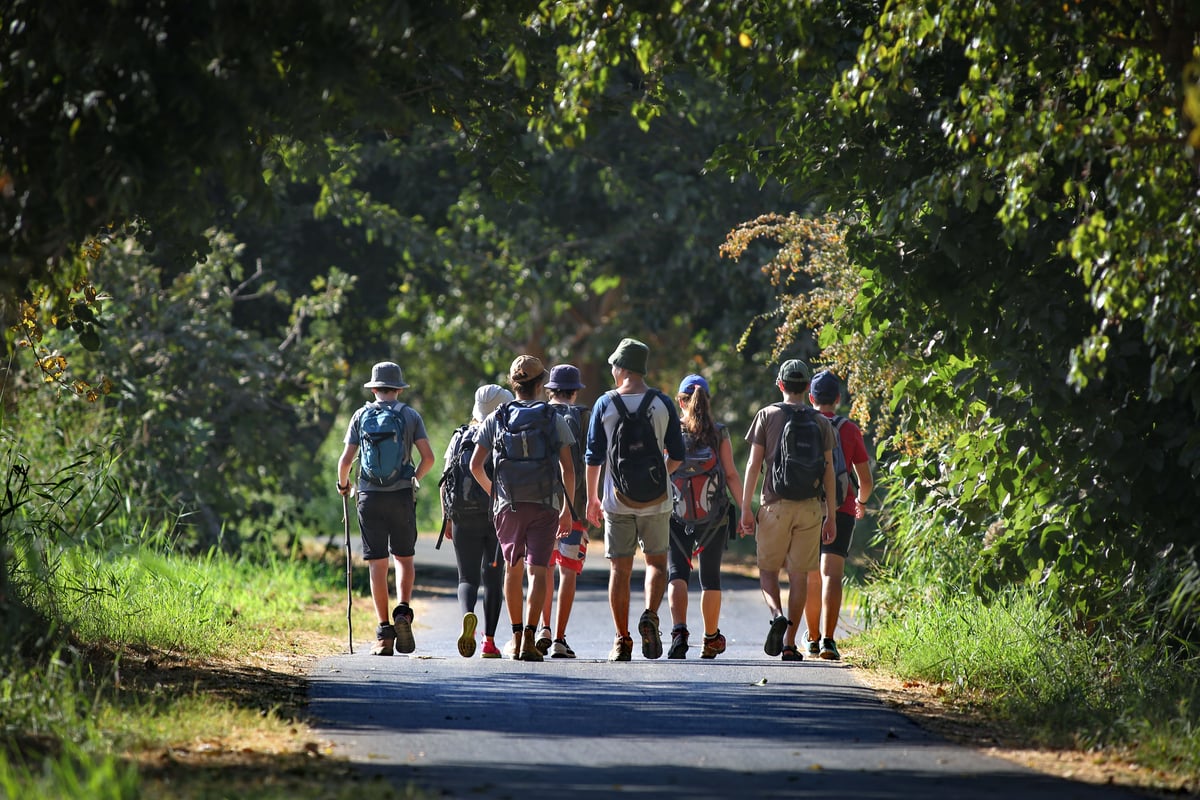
[0,544,349,799]
[854,582,1200,789]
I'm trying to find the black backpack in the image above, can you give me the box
[550,403,588,508]
[439,424,491,523]
[769,403,826,501]
[607,390,669,507]
[492,401,561,507]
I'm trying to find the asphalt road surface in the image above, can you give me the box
[310,538,1146,799]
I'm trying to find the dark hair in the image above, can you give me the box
[678,389,720,452]
[547,388,577,401]
[781,379,809,395]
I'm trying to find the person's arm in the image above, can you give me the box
[557,445,576,536]
[586,464,603,528]
[413,437,435,483]
[469,443,492,496]
[740,442,765,534]
[820,447,837,543]
[852,459,874,519]
[662,395,686,475]
[718,433,745,515]
[336,444,357,495]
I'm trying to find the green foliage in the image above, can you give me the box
[12,231,352,550]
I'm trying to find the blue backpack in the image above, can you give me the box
[492,402,561,507]
[357,402,412,486]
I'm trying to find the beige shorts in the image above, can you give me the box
[604,511,671,559]
[755,499,823,572]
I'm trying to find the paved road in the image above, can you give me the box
[309,538,1146,799]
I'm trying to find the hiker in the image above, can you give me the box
[469,355,576,662]
[584,337,686,662]
[802,370,874,661]
[440,384,514,659]
[533,364,591,659]
[336,361,435,656]
[739,358,837,662]
[666,374,746,660]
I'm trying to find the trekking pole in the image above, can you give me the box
[342,492,354,655]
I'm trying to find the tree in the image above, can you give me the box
[539,0,1200,625]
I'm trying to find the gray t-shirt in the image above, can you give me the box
[745,401,834,505]
[473,401,575,514]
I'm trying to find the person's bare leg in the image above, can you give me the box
[668,578,689,628]
[609,556,633,634]
[821,553,847,639]
[368,558,392,623]
[700,588,721,636]
[644,552,668,613]
[804,568,822,643]
[554,567,578,639]
[393,554,415,604]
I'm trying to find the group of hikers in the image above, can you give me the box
[334,337,874,663]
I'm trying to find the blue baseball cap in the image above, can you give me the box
[810,370,841,403]
[677,374,710,395]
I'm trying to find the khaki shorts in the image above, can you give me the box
[604,511,671,559]
[755,499,823,572]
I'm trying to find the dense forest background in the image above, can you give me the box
[3,0,1200,647]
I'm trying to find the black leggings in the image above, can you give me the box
[667,517,726,591]
[451,517,504,637]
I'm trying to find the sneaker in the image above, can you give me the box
[805,638,820,657]
[819,638,841,661]
[550,638,576,659]
[701,631,726,659]
[609,634,633,662]
[392,604,416,654]
[372,623,396,656]
[764,614,789,657]
[667,627,689,660]
[519,628,544,662]
[481,639,502,658]
[535,626,553,656]
[457,612,478,658]
[781,644,803,661]
[638,609,663,659]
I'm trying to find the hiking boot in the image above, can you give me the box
[805,637,820,657]
[519,627,544,662]
[764,614,789,657]
[638,609,663,659]
[457,612,478,658]
[609,634,633,662]
[667,627,689,659]
[550,638,576,659]
[504,631,521,660]
[372,623,396,656]
[701,631,727,659]
[481,639,502,658]
[392,604,416,654]
[535,626,553,656]
[819,637,841,661]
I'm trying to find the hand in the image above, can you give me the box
[557,507,572,538]
[739,510,756,537]
[586,497,603,528]
[820,514,836,545]
[855,498,867,520]
[336,481,351,497]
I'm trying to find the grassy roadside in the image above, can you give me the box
[4,542,1198,798]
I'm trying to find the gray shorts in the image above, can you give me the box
[603,511,671,559]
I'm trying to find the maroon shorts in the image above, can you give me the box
[494,503,559,568]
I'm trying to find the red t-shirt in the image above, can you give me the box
[820,411,869,515]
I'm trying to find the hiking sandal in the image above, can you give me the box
[780,644,803,662]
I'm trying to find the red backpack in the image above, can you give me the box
[670,426,729,531]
